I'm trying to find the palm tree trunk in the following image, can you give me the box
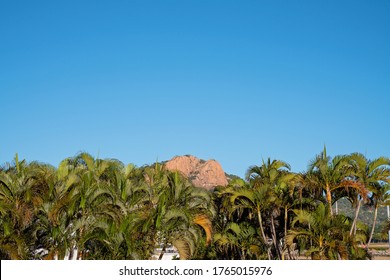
[350,197,362,236]
[284,206,293,260]
[266,247,272,260]
[257,208,271,260]
[257,209,267,244]
[284,206,288,239]
[367,205,378,246]
[270,215,282,260]
[326,187,333,216]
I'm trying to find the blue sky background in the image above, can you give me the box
[1,0,389,177]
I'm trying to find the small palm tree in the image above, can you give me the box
[214,221,266,260]
[286,203,369,259]
[367,184,390,246]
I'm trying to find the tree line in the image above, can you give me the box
[0,148,389,260]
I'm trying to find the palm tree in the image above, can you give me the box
[246,158,293,259]
[348,153,390,236]
[86,163,154,259]
[141,169,214,260]
[222,179,272,257]
[47,153,124,259]
[31,155,85,260]
[286,202,369,259]
[367,183,390,246]
[307,147,367,216]
[275,173,313,259]
[213,221,266,259]
[161,172,213,259]
[222,159,293,259]
[34,203,74,260]
[0,154,43,259]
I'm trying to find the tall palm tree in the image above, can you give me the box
[348,153,390,236]
[32,155,84,260]
[50,153,123,259]
[275,173,313,259]
[223,159,292,259]
[213,182,262,260]
[141,169,214,260]
[246,158,293,259]
[0,154,43,259]
[222,179,271,257]
[307,147,367,216]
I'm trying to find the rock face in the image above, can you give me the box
[164,155,228,190]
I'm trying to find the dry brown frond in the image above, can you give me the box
[339,180,368,200]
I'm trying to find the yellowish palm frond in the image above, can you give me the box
[193,214,212,245]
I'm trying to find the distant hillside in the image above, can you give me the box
[335,198,389,240]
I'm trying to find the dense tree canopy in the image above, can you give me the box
[0,150,389,260]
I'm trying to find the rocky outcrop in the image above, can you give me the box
[164,155,228,190]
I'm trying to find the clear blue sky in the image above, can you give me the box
[1,0,389,177]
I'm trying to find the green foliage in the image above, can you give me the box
[287,203,369,259]
[0,150,389,260]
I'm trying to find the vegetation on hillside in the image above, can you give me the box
[0,148,389,260]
